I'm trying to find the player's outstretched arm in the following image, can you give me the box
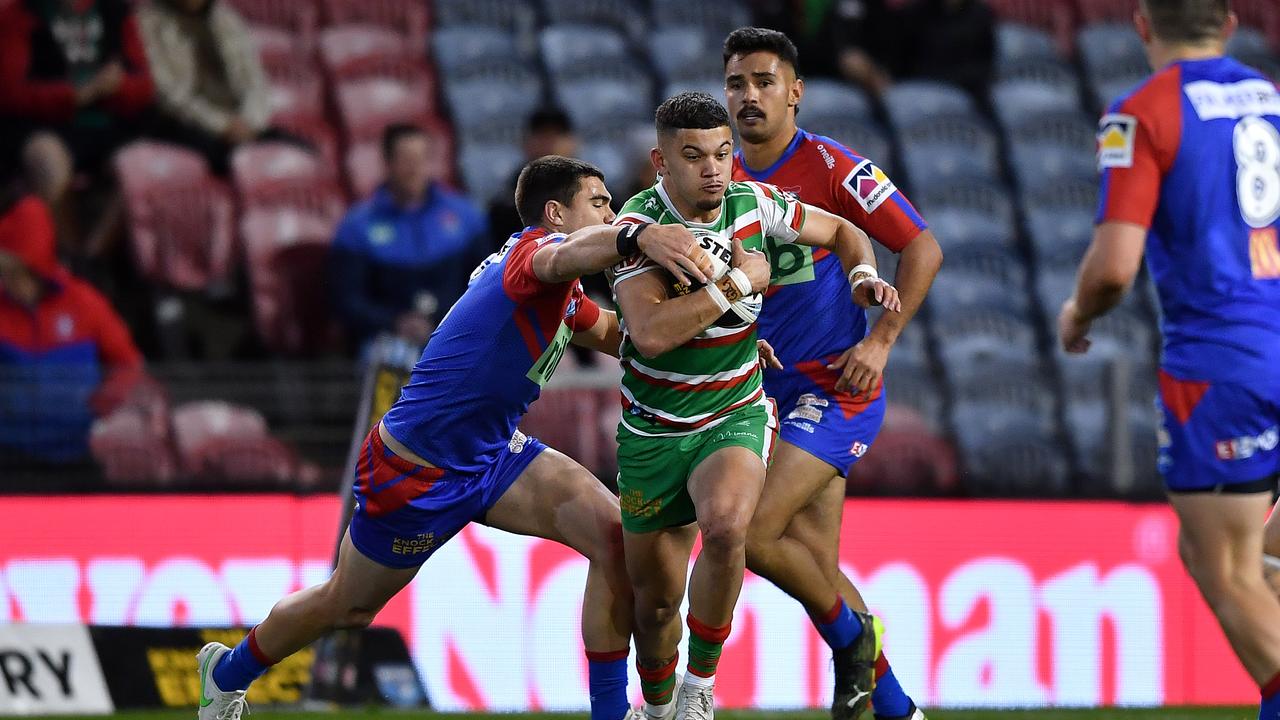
[1058,221,1146,353]
[615,240,771,358]
[794,203,902,312]
[532,223,710,286]
[572,309,622,356]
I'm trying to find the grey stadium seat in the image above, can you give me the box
[649,27,719,81]
[925,206,1017,251]
[556,73,655,129]
[1078,23,1148,80]
[883,80,976,128]
[458,142,525,206]
[542,0,642,35]
[443,72,544,133]
[800,79,874,121]
[433,0,537,31]
[432,26,519,75]
[541,24,632,78]
[996,22,1062,65]
[650,0,750,36]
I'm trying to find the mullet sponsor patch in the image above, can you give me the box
[1097,113,1137,169]
[842,159,896,213]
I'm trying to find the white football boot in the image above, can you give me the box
[196,642,249,720]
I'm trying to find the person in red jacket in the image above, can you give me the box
[0,187,148,484]
[0,0,153,258]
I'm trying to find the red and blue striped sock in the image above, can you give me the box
[586,648,629,720]
[871,652,913,718]
[811,599,862,650]
[212,626,276,692]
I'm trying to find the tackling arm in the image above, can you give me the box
[532,223,709,286]
[572,309,622,356]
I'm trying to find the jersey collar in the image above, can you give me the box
[655,179,722,229]
[735,129,807,182]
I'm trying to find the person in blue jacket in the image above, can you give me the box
[329,122,488,352]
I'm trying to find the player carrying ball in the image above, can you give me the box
[609,91,900,720]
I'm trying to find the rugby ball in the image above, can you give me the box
[667,228,762,329]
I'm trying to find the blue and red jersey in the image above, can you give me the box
[1097,56,1280,383]
[732,128,927,374]
[381,226,601,475]
[0,195,143,462]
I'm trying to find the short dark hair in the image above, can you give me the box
[1141,0,1229,44]
[655,92,731,137]
[514,155,604,228]
[526,106,575,136]
[722,26,800,75]
[381,122,427,162]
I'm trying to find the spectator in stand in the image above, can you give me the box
[330,123,489,354]
[488,107,580,239]
[0,187,150,484]
[751,0,994,101]
[0,0,154,259]
[138,0,304,176]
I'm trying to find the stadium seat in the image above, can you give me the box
[881,364,946,431]
[847,423,960,496]
[897,115,1000,188]
[555,74,655,131]
[799,79,874,121]
[933,307,1039,367]
[319,0,429,52]
[1078,23,1151,110]
[579,142,629,187]
[650,0,750,36]
[1007,108,1096,151]
[172,401,298,483]
[458,142,525,205]
[915,178,1017,229]
[240,211,342,355]
[923,205,1017,251]
[939,245,1028,289]
[1021,175,1098,213]
[319,26,415,76]
[266,76,326,125]
[90,405,177,486]
[227,0,319,58]
[231,143,346,228]
[1025,209,1091,266]
[1234,0,1280,51]
[519,388,612,477]
[432,0,536,31]
[1228,25,1272,58]
[270,114,341,168]
[443,71,543,133]
[431,25,519,75]
[114,142,238,292]
[883,80,976,128]
[649,27,720,82]
[963,428,1072,496]
[801,118,893,175]
[335,74,435,142]
[996,22,1061,65]
[985,0,1075,55]
[661,77,728,103]
[991,79,1082,128]
[1075,0,1139,25]
[1008,142,1096,190]
[541,24,633,79]
[542,0,640,35]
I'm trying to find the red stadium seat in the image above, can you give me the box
[319,25,412,75]
[261,55,327,122]
[1234,0,1280,49]
[1073,0,1138,25]
[227,0,319,57]
[334,74,435,143]
[987,0,1078,55]
[319,0,429,53]
[230,142,347,226]
[271,113,341,168]
[240,209,343,355]
[90,406,178,486]
[114,142,237,292]
[172,401,298,483]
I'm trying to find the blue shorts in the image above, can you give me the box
[1157,369,1280,492]
[764,358,886,478]
[349,427,547,568]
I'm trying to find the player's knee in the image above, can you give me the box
[698,511,750,557]
[635,594,681,631]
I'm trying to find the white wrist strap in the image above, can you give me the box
[726,268,752,297]
[704,281,732,313]
[847,264,878,283]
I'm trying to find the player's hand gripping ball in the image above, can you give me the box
[667,228,763,329]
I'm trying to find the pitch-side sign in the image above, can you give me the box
[0,495,1256,709]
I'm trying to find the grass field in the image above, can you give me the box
[42,709,1260,720]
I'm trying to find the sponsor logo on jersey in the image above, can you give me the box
[851,441,869,457]
[797,393,829,408]
[1215,425,1279,460]
[787,405,824,423]
[786,421,816,433]
[842,160,895,213]
[509,430,528,453]
[815,143,836,169]
[1097,114,1137,169]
